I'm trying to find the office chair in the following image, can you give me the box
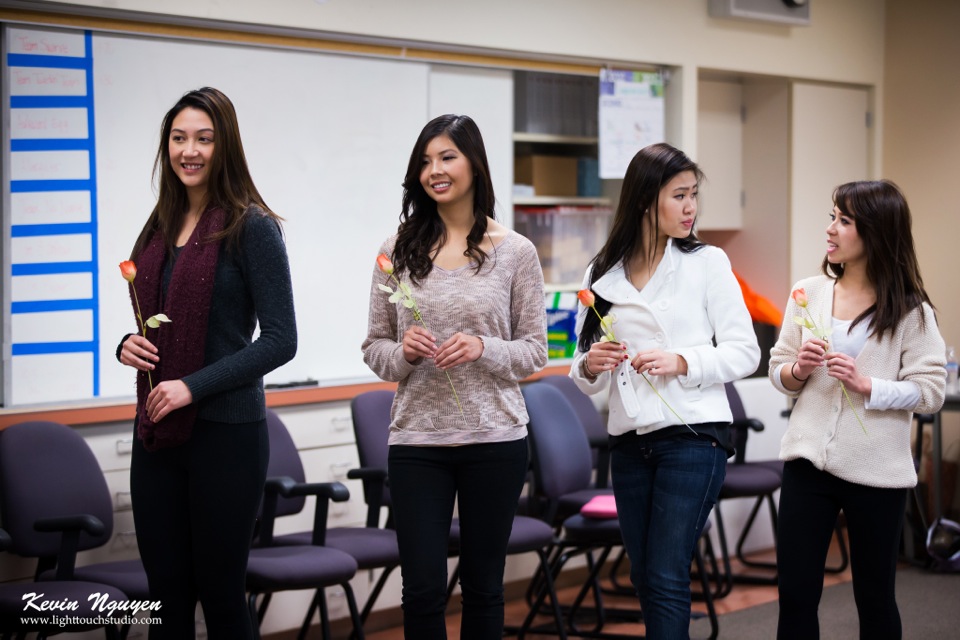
[0,421,150,640]
[522,382,719,639]
[258,408,385,638]
[538,375,610,489]
[0,527,128,640]
[347,389,565,639]
[714,383,849,597]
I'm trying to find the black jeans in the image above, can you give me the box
[131,417,269,640]
[388,438,529,640]
[777,458,907,640]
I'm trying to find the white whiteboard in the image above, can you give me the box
[2,24,513,406]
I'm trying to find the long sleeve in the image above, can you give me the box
[474,237,547,381]
[182,210,297,404]
[360,232,544,445]
[674,248,760,388]
[361,240,418,383]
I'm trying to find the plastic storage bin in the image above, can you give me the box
[515,206,612,285]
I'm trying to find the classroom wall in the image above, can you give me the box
[883,0,960,513]
[25,0,886,160]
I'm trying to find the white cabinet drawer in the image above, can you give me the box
[103,468,133,512]
[81,423,136,473]
[275,403,355,450]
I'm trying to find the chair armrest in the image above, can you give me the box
[32,515,106,580]
[348,467,389,528]
[731,417,765,433]
[260,478,350,547]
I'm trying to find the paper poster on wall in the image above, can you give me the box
[598,69,664,179]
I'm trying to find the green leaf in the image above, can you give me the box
[793,316,806,327]
[145,313,172,328]
[399,281,413,297]
[388,291,403,304]
[377,284,394,294]
[402,299,415,309]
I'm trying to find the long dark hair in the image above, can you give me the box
[392,114,496,285]
[578,143,705,352]
[130,87,279,260]
[821,179,933,338]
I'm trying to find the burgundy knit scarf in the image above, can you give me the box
[131,205,225,451]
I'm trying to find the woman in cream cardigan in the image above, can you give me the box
[769,180,946,640]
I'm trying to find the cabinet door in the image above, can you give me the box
[429,65,514,226]
[697,79,743,230]
[790,83,869,284]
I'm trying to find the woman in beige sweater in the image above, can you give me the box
[769,180,945,640]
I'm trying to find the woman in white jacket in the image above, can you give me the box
[570,143,759,639]
[769,180,945,640]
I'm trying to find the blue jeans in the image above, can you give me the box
[388,438,529,640]
[610,431,727,640]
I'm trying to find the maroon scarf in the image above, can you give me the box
[131,206,225,451]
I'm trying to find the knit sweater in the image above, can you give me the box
[768,275,946,488]
[153,206,297,423]
[362,231,547,446]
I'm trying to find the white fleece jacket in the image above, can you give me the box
[570,241,760,436]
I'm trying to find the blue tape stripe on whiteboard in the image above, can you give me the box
[10,96,89,109]
[83,30,100,397]
[12,139,92,152]
[10,179,93,192]
[7,53,88,70]
[12,341,95,356]
[11,262,94,277]
[11,222,94,237]
[12,299,96,314]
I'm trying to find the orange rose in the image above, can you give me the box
[119,260,137,283]
[376,254,394,275]
[577,289,596,308]
[791,288,808,308]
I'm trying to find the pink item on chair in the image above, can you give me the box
[580,494,618,519]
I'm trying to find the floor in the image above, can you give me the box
[360,541,854,639]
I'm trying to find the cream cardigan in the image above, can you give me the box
[768,275,946,488]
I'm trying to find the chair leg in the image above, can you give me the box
[341,582,366,640]
[825,520,850,573]
[298,588,330,640]
[712,508,735,598]
[692,545,719,640]
[350,565,397,640]
[513,548,567,640]
[446,561,460,605]
[736,493,779,572]
[248,593,263,640]
[603,546,634,596]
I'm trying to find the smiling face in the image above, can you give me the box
[168,107,215,198]
[419,134,475,210]
[825,204,866,266]
[655,170,698,240]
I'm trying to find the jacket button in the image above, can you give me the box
[655,332,665,342]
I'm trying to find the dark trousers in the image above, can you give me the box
[777,458,907,640]
[131,418,269,640]
[388,438,529,640]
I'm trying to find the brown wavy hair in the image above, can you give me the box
[392,114,496,285]
[130,87,279,260]
[821,179,933,338]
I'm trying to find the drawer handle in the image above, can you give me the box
[115,491,133,510]
[330,416,352,432]
[329,462,352,479]
[115,438,134,455]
